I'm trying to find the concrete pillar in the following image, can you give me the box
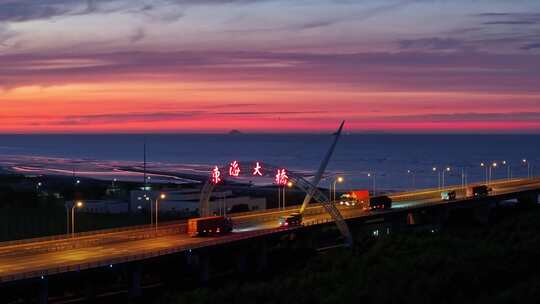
[406,213,416,225]
[256,239,268,272]
[39,277,49,304]
[128,262,142,299]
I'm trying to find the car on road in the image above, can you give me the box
[466,185,492,198]
[279,212,302,227]
[188,216,233,237]
[339,190,370,207]
[369,196,392,209]
[441,190,457,201]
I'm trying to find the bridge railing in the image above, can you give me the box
[0,220,185,249]
[0,226,294,283]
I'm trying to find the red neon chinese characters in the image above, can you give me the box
[229,161,241,177]
[253,162,263,176]
[275,169,289,186]
[211,166,222,184]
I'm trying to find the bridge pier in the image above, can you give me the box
[38,277,48,304]
[128,262,142,299]
[406,212,416,225]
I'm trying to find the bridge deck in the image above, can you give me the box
[0,178,539,283]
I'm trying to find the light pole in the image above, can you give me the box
[523,159,531,178]
[480,163,488,184]
[155,193,166,228]
[71,201,83,237]
[461,167,468,188]
[489,162,497,184]
[331,176,344,202]
[442,167,451,189]
[501,160,511,180]
[367,172,376,196]
[432,167,441,189]
[407,170,416,190]
[284,181,293,209]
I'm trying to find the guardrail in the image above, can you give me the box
[0,220,185,248]
[0,223,186,257]
[0,226,292,283]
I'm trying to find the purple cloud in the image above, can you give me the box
[1,50,540,93]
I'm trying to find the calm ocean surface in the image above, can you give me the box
[0,134,538,191]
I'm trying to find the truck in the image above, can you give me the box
[441,190,457,201]
[187,216,233,237]
[279,212,302,227]
[369,195,392,210]
[466,185,491,198]
[340,190,370,207]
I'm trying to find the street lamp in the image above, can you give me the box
[331,176,344,202]
[501,160,511,180]
[367,172,376,196]
[522,159,531,178]
[407,170,416,190]
[480,163,488,184]
[155,193,166,228]
[36,182,43,192]
[460,167,468,188]
[69,201,84,237]
[283,181,293,209]
[442,167,451,189]
[489,162,497,184]
[432,167,441,189]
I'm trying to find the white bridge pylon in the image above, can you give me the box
[198,121,353,246]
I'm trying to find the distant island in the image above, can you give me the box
[228,129,243,135]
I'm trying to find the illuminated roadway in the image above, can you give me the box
[0,178,539,283]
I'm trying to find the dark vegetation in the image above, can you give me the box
[0,173,149,241]
[156,205,540,304]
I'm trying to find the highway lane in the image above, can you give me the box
[0,178,538,282]
[0,203,333,259]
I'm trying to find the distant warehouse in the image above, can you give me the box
[130,189,266,216]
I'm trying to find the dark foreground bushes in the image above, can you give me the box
[156,205,540,304]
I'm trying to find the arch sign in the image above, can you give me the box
[210,161,289,186]
[199,121,353,246]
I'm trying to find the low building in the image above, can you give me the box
[129,189,266,216]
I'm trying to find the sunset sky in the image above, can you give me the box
[1,0,540,133]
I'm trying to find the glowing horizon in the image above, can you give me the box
[1,1,539,133]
